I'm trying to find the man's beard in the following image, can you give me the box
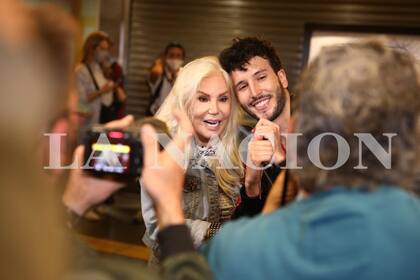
[244,84,286,122]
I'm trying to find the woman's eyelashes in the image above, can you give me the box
[198,95,209,102]
[197,95,229,103]
[219,95,229,102]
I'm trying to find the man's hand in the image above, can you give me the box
[244,118,285,197]
[140,110,193,229]
[252,118,285,165]
[62,115,134,216]
[150,58,164,83]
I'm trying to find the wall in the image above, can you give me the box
[98,0,131,65]
[25,0,100,39]
[80,0,100,38]
[125,0,420,117]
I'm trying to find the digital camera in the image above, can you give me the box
[83,117,170,178]
[84,126,143,177]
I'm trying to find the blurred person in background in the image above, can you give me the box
[75,31,126,143]
[31,4,80,183]
[0,2,71,279]
[0,1,212,279]
[101,41,127,120]
[147,42,185,115]
[75,32,127,220]
[141,56,244,266]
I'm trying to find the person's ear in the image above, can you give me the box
[277,69,288,89]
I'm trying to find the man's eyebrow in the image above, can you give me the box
[253,69,267,76]
[234,69,268,88]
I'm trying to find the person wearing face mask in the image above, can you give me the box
[147,42,185,115]
[75,31,126,143]
[101,42,127,122]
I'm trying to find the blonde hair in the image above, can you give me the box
[156,56,244,197]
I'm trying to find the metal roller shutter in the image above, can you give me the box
[126,0,420,117]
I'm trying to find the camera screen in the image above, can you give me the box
[89,142,131,174]
[84,129,142,177]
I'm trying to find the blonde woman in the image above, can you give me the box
[141,56,244,260]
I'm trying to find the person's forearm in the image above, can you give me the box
[62,189,90,216]
[156,200,185,229]
[86,90,103,102]
[115,86,126,102]
[245,182,261,198]
[244,169,263,197]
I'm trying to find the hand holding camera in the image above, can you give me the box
[140,110,193,228]
[62,115,134,216]
[63,112,191,224]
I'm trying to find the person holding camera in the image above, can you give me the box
[1,3,213,279]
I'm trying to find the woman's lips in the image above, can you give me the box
[203,120,222,130]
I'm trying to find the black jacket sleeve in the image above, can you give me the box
[158,225,213,280]
[232,164,284,219]
[158,225,195,260]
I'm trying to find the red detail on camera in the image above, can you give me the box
[108,131,123,139]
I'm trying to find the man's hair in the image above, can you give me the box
[164,41,185,59]
[219,37,283,73]
[293,39,420,193]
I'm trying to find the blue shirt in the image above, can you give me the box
[201,186,420,280]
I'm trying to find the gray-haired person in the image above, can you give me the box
[141,39,420,280]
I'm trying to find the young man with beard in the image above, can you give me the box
[141,39,420,280]
[218,38,297,217]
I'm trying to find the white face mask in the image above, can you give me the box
[166,58,183,71]
[96,50,110,63]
